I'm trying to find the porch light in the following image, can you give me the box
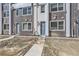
[25,19,28,22]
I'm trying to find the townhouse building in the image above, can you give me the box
[0,3,79,37]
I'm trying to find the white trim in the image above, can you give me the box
[66,3,70,37]
[22,22,32,31]
[50,20,65,31]
[0,4,2,34]
[9,3,12,35]
[3,23,9,31]
[50,3,65,13]
[16,6,32,16]
[40,4,45,13]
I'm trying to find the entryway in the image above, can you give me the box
[16,23,20,34]
[40,21,45,36]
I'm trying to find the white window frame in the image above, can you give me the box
[50,3,65,13]
[16,8,23,16]
[3,23,9,31]
[22,22,32,31]
[16,6,32,16]
[50,20,65,31]
[27,6,32,15]
[40,4,45,13]
[3,4,9,17]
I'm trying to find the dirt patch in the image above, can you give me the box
[0,35,10,39]
[42,38,79,56]
[0,36,38,56]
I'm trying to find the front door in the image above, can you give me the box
[40,22,45,36]
[16,23,20,34]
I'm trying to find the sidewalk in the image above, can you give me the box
[24,38,45,56]
[0,35,15,42]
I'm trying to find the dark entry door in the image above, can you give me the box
[40,21,45,35]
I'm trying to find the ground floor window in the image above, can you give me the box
[4,24,9,30]
[50,20,65,31]
[22,22,32,31]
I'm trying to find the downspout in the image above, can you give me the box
[70,3,72,37]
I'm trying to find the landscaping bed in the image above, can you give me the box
[0,36,37,56]
[42,37,79,56]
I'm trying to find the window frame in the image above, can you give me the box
[50,3,65,12]
[3,23,9,30]
[40,4,45,13]
[22,22,32,31]
[16,6,32,16]
[50,20,65,31]
[3,4,9,17]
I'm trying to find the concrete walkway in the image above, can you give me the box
[24,38,45,56]
[0,35,15,42]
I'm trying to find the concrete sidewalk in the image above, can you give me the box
[24,38,45,56]
[0,35,15,42]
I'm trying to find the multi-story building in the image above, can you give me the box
[0,3,79,37]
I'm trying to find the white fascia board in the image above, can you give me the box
[12,3,32,9]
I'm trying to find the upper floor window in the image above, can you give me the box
[50,3,64,12]
[41,5,45,13]
[27,7,32,14]
[3,4,9,17]
[16,6,32,16]
[16,8,22,16]
[23,7,27,15]
[3,4,9,10]
[3,10,9,17]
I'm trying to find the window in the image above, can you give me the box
[16,6,32,16]
[41,5,45,13]
[58,3,63,10]
[50,20,64,31]
[23,23,28,30]
[28,23,31,30]
[4,24,9,30]
[3,4,9,10]
[3,10,9,17]
[51,3,57,11]
[22,22,32,31]
[3,4,9,17]
[58,21,63,29]
[23,7,27,15]
[51,22,57,30]
[50,3,64,12]
[27,7,32,14]
[16,8,22,16]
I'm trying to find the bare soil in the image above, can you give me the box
[0,36,37,56]
[42,37,79,56]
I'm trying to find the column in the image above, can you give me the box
[66,3,70,37]
[9,3,12,35]
[0,4,2,35]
